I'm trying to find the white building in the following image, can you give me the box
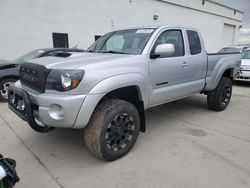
[0,0,244,60]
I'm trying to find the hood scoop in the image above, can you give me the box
[54,52,72,58]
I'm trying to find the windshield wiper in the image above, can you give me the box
[100,50,125,54]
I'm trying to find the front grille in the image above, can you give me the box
[20,63,50,93]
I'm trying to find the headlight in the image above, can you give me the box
[46,69,84,91]
[61,73,71,90]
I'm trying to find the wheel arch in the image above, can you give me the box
[89,73,148,103]
[0,76,19,89]
[222,68,234,80]
[211,67,234,90]
[74,75,147,132]
[100,86,146,132]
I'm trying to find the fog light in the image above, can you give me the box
[48,104,64,120]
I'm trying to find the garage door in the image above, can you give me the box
[221,24,235,47]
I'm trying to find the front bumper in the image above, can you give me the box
[8,83,87,130]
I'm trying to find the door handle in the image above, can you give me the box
[182,62,189,68]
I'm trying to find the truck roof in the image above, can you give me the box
[120,25,199,31]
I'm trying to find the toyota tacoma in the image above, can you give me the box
[8,26,241,161]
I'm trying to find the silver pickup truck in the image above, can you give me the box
[8,26,240,161]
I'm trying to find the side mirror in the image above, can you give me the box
[152,43,175,58]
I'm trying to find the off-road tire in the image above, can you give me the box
[207,77,232,111]
[84,99,140,161]
[0,78,17,102]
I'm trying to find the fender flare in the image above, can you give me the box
[207,55,239,91]
[211,66,234,90]
[89,73,148,104]
[74,73,148,129]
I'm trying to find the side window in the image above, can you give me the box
[187,30,202,55]
[153,30,185,57]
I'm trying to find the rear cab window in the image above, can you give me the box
[187,30,202,55]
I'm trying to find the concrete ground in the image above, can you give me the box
[0,82,250,188]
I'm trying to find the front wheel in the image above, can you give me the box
[207,77,232,111]
[84,99,140,161]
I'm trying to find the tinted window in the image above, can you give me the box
[187,30,202,55]
[153,30,184,57]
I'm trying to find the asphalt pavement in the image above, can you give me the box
[0,82,250,188]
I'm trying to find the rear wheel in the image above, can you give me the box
[0,78,17,102]
[84,99,140,161]
[207,77,232,111]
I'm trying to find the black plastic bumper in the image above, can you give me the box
[8,85,54,133]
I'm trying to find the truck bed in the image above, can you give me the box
[205,52,241,90]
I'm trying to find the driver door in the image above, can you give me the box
[149,29,196,106]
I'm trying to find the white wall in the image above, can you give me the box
[0,0,243,60]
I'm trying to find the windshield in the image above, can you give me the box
[87,29,155,54]
[12,49,45,64]
[218,47,241,54]
[241,50,250,59]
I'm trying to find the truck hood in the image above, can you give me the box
[26,52,137,69]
